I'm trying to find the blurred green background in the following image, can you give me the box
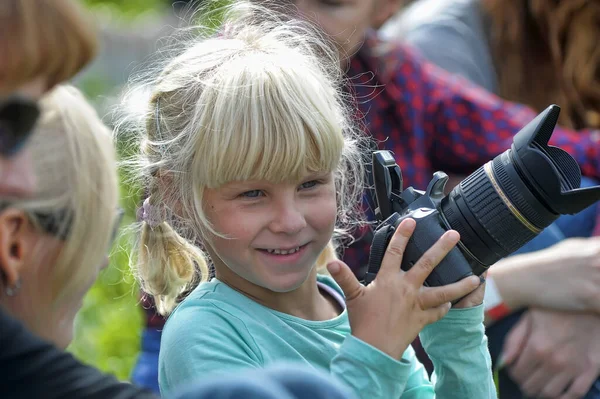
[67,0,227,381]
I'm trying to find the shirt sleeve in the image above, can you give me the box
[419,305,497,399]
[397,47,600,180]
[331,335,434,398]
[0,309,156,399]
[158,306,263,396]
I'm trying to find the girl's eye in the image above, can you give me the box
[299,180,319,190]
[241,190,263,198]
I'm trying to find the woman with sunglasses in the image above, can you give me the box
[0,85,122,349]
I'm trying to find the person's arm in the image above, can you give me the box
[392,46,600,180]
[330,334,434,398]
[0,308,157,399]
[418,305,497,399]
[162,305,424,398]
[501,309,600,399]
[486,237,600,317]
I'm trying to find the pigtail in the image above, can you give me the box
[137,202,209,315]
[132,94,212,315]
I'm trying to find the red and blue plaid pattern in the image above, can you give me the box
[342,32,600,273]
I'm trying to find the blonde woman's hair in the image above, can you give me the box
[10,85,119,301]
[483,0,600,129]
[0,0,98,95]
[118,0,367,315]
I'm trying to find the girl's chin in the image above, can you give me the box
[259,269,315,293]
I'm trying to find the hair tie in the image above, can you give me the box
[139,197,164,228]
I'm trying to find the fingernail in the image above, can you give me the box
[479,275,486,285]
[327,262,340,274]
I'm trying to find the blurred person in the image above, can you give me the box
[0,2,153,397]
[0,85,121,348]
[122,1,492,398]
[0,0,97,199]
[380,1,600,397]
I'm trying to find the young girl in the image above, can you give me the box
[123,2,494,397]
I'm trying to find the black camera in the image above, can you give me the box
[365,105,600,287]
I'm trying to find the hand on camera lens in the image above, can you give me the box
[453,271,486,309]
[327,218,481,360]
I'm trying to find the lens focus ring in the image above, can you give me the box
[458,165,538,256]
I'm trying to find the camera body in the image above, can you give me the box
[365,154,481,287]
[365,105,600,287]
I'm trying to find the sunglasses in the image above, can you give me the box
[35,207,124,245]
[0,96,40,156]
[0,202,125,248]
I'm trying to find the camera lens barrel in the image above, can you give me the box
[441,150,560,267]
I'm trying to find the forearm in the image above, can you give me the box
[330,335,422,398]
[420,306,497,399]
[487,252,550,311]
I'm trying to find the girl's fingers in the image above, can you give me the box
[419,276,480,309]
[405,230,461,286]
[423,302,452,325]
[377,218,417,277]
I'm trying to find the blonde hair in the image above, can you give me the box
[0,0,98,95]
[119,0,366,315]
[484,0,600,129]
[10,85,119,301]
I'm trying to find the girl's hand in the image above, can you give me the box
[327,218,480,360]
[453,271,486,308]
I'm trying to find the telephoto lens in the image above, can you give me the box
[441,105,600,274]
[365,105,600,287]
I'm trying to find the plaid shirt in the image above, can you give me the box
[143,31,600,329]
[341,32,600,274]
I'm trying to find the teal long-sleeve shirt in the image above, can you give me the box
[158,275,496,398]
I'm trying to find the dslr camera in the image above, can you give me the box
[365,105,600,287]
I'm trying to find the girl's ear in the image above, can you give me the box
[0,208,34,291]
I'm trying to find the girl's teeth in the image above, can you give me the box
[267,246,301,255]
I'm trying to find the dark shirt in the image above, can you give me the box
[0,308,157,399]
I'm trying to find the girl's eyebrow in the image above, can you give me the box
[218,181,266,193]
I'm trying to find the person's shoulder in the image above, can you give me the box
[163,280,249,333]
[381,0,483,40]
[317,274,344,297]
[356,31,425,85]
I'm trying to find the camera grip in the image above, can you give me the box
[399,212,474,287]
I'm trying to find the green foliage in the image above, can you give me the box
[67,70,145,383]
[67,223,143,380]
[67,151,143,380]
[82,0,167,19]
